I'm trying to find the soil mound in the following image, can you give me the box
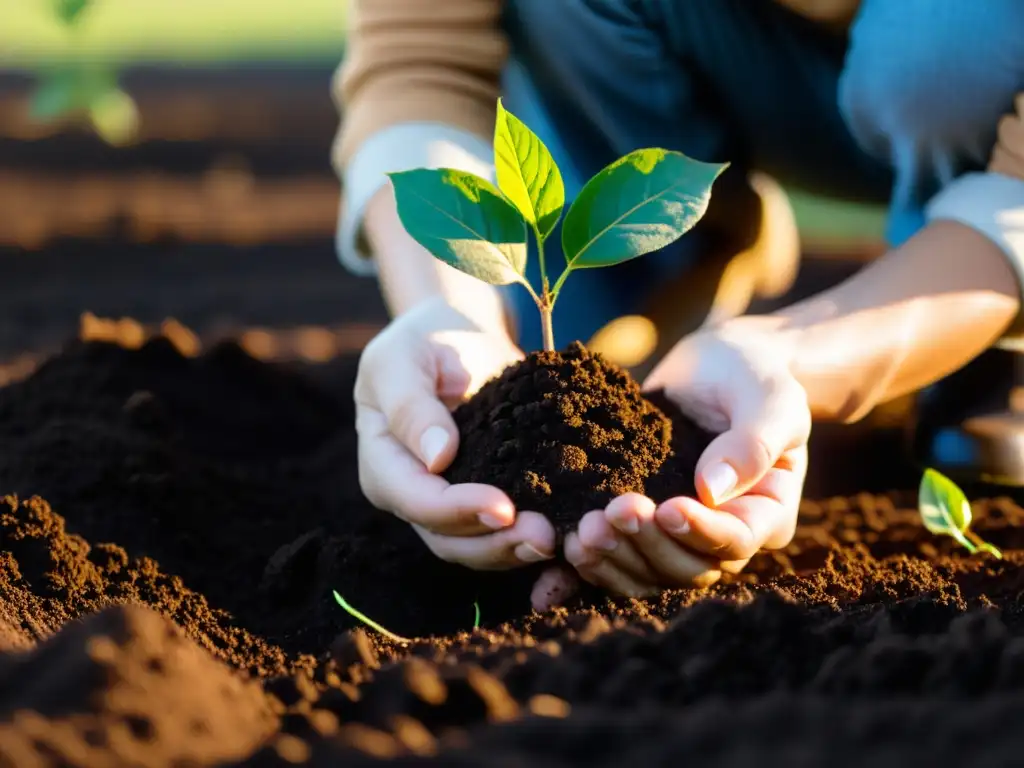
[0,604,275,768]
[445,342,713,535]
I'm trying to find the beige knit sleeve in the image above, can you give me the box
[331,0,508,173]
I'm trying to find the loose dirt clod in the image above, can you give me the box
[445,341,713,535]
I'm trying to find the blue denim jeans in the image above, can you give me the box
[498,0,1024,352]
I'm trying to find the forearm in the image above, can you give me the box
[364,186,510,332]
[770,219,1020,422]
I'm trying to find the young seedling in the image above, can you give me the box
[388,99,727,352]
[332,590,411,645]
[918,468,1002,558]
[333,591,483,642]
[30,0,139,146]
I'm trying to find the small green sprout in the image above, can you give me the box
[918,468,1002,558]
[473,600,481,630]
[387,99,727,352]
[55,0,91,25]
[332,590,411,644]
[30,0,139,146]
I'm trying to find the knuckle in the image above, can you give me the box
[747,434,776,472]
[388,396,428,442]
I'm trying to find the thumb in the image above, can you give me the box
[371,350,461,474]
[694,375,810,507]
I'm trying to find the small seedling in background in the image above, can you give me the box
[30,0,140,146]
[473,600,481,630]
[332,590,411,645]
[388,99,726,352]
[55,0,91,25]
[918,468,1002,558]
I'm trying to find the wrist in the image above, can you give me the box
[712,309,883,424]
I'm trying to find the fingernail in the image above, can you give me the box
[658,506,690,535]
[478,511,509,530]
[702,461,738,505]
[612,516,639,535]
[515,543,552,563]
[419,426,450,468]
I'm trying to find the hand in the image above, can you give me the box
[564,318,810,596]
[355,297,566,590]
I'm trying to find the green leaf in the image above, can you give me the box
[88,87,139,146]
[388,168,528,286]
[29,72,79,120]
[54,0,91,25]
[493,98,564,241]
[561,149,727,269]
[918,468,973,535]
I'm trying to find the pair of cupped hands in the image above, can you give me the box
[356,297,811,611]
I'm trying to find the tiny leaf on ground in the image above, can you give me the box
[29,72,79,120]
[389,168,528,286]
[918,468,992,555]
[88,87,139,146]
[494,98,565,241]
[561,149,727,269]
[919,468,972,535]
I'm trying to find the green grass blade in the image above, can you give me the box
[332,590,411,644]
[473,601,481,630]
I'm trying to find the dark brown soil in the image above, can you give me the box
[6,67,1024,768]
[445,342,713,536]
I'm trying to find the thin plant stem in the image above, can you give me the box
[518,276,543,310]
[473,601,481,629]
[549,266,572,305]
[332,590,411,644]
[539,301,555,352]
[952,530,978,555]
[534,224,549,297]
[964,530,1003,559]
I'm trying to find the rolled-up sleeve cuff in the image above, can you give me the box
[336,123,495,276]
[926,171,1024,336]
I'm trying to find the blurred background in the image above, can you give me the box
[0,0,908,494]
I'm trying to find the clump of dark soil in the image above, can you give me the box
[445,342,714,535]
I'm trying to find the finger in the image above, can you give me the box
[358,409,515,535]
[564,533,658,598]
[603,492,652,536]
[654,491,791,562]
[654,448,804,560]
[607,495,722,588]
[576,510,660,584]
[361,341,460,473]
[413,511,556,571]
[530,566,579,611]
[720,558,751,575]
[696,375,810,507]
